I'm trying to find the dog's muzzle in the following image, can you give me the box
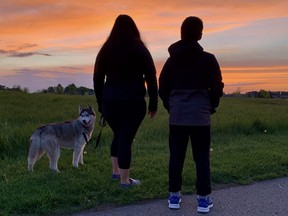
[82,120,91,126]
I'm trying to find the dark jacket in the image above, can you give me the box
[94,41,158,113]
[159,40,224,126]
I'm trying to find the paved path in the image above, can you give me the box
[70,177,288,216]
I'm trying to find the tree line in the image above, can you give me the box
[1,84,287,99]
[0,84,94,96]
[225,87,288,99]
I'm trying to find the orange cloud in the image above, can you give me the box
[2,0,287,38]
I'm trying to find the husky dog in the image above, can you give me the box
[28,106,96,172]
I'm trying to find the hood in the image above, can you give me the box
[168,40,203,57]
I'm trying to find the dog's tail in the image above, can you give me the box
[27,130,43,171]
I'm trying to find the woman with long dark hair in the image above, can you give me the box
[93,14,158,187]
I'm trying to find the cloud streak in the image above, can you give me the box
[0,43,51,57]
[0,49,51,57]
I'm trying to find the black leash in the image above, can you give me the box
[82,124,90,145]
[95,115,106,150]
[82,130,89,145]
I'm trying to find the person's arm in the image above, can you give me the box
[208,55,224,114]
[93,49,106,113]
[159,58,173,112]
[143,47,158,114]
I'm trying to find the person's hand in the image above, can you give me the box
[211,108,216,115]
[148,111,157,119]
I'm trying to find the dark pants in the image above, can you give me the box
[169,125,211,196]
[102,98,146,169]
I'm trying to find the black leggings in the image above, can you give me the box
[102,99,146,169]
[169,125,211,196]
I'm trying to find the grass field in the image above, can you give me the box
[0,90,288,215]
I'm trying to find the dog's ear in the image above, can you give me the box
[79,105,83,113]
[88,105,96,116]
[89,105,93,111]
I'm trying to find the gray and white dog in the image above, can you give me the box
[28,106,96,172]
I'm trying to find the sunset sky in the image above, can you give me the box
[1,0,288,93]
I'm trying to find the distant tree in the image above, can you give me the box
[23,87,29,93]
[56,84,64,94]
[64,83,77,95]
[77,86,90,95]
[12,85,22,92]
[0,85,6,90]
[231,87,242,96]
[258,89,271,98]
[247,91,258,98]
[47,86,56,93]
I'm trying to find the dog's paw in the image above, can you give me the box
[72,164,79,168]
[49,166,60,172]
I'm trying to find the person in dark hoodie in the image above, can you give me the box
[159,16,224,213]
[94,14,158,188]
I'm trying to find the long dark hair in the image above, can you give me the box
[105,14,144,46]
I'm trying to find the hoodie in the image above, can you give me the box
[159,40,224,126]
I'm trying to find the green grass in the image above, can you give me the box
[0,91,288,215]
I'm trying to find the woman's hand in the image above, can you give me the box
[148,111,157,119]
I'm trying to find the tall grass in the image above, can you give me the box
[0,91,288,215]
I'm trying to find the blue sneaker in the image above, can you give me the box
[111,173,120,180]
[197,197,213,213]
[168,195,181,209]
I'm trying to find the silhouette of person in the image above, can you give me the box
[94,14,158,188]
[159,16,224,213]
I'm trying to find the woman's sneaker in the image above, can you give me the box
[197,197,213,213]
[111,173,120,180]
[168,195,181,209]
[120,178,141,188]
